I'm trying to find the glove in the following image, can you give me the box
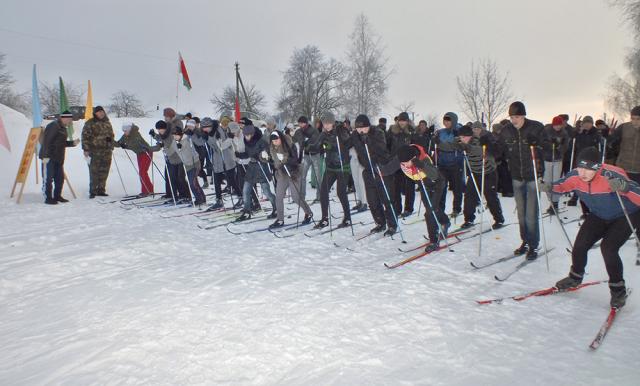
[432,135,441,145]
[553,137,563,145]
[177,142,182,149]
[105,137,112,143]
[608,177,630,192]
[185,129,194,136]
[148,129,156,137]
[234,151,241,158]
[479,135,491,146]
[277,153,284,161]
[42,157,50,165]
[157,141,164,148]
[538,180,552,193]
[120,142,127,149]
[261,150,269,159]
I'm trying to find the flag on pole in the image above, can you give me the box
[0,114,10,152]
[32,65,42,128]
[59,77,73,138]
[234,95,241,122]
[84,80,93,121]
[178,52,192,90]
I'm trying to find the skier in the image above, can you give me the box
[543,147,638,308]
[397,144,450,252]
[267,130,314,228]
[201,117,241,210]
[608,105,640,184]
[114,122,154,196]
[311,112,352,229]
[567,116,602,211]
[433,112,464,218]
[81,106,114,198]
[438,122,505,229]
[387,112,414,218]
[348,120,368,213]
[186,118,211,189]
[541,115,570,214]
[163,107,183,133]
[39,110,80,204]
[497,101,545,260]
[174,127,206,206]
[149,120,190,203]
[492,121,514,198]
[350,114,399,235]
[292,116,322,203]
[236,124,276,220]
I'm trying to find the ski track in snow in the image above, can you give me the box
[1,108,639,385]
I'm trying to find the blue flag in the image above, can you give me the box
[32,64,42,128]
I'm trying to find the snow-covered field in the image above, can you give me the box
[1,105,639,385]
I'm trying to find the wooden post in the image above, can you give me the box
[64,173,77,199]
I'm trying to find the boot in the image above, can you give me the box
[236,211,252,221]
[555,272,583,290]
[55,196,69,203]
[358,203,368,212]
[567,196,578,207]
[546,202,559,215]
[449,210,460,219]
[425,242,440,253]
[370,223,386,234]
[232,198,244,210]
[207,199,224,211]
[314,218,329,229]
[460,221,474,229]
[89,194,96,199]
[492,221,504,230]
[400,210,413,219]
[526,247,538,261]
[267,209,277,219]
[301,213,313,225]
[337,218,351,229]
[45,198,58,205]
[97,192,109,197]
[610,282,628,308]
[351,201,363,211]
[514,242,528,256]
[383,227,397,237]
[269,220,285,229]
[202,179,209,189]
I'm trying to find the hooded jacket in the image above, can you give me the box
[150,131,181,165]
[206,126,236,173]
[434,112,464,167]
[269,131,300,177]
[240,129,271,183]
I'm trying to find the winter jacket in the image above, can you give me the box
[269,132,300,178]
[206,126,235,173]
[410,131,431,152]
[167,116,183,134]
[351,126,399,176]
[238,130,271,183]
[175,136,200,171]
[39,119,76,163]
[150,132,181,165]
[115,125,150,155]
[386,124,412,156]
[610,122,640,173]
[552,164,640,220]
[434,112,464,167]
[81,115,115,155]
[574,127,601,161]
[541,125,569,162]
[437,131,499,175]
[311,125,351,172]
[293,124,321,159]
[400,144,441,189]
[498,118,545,181]
[190,127,207,147]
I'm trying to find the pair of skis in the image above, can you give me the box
[477,281,630,350]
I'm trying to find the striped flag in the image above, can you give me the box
[178,52,192,90]
[0,114,10,152]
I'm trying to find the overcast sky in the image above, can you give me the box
[1,0,633,124]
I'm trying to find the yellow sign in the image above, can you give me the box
[10,127,41,203]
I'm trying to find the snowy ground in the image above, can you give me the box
[1,105,639,385]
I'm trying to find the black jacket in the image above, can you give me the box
[311,125,351,171]
[541,125,569,162]
[39,120,75,163]
[351,126,399,176]
[498,118,545,181]
[574,127,601,156]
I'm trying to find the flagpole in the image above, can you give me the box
[176,52,180,110]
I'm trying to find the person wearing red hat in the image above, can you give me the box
[541,116,570,214]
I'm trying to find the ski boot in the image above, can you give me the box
[370,223,386,234]
[610,281,628,308]
[526,248,538,261]
[337,218,352,229]
[301,213,313,225]
[425,242,440,253]
[314,218,329,229]
[567,196,578,206]
[236,211,252,221]
[514,242,528,256]
[207,199,224,211]
[555,271,583,290]
[267,209,277,219]
[492,221,504,230]
[55,196,69,203]
[460,221,474,229]
[383,227,397,237]
[400,210,413,219]
[269,220,285,229]
[351,201,363,212]
[232,198,244,210]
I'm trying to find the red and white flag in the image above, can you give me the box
[0,114,11,152]
[178,52,192,90]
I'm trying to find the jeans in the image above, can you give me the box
[242,180,275,212]
[43,160,64,200]
[513,179,539,248]
[300,153,322,201]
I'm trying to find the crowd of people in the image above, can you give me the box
[37,102,640,308]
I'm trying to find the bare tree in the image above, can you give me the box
[394,100,415,113]
[109,90,147,118]
[0,53,29,114]
[423,113,440,129]
[456,58,513,127]
[342,13,392,117]
[39,81,84,114]
[276,45,345,121]
[210,85,266,118]
[607,0,640,115]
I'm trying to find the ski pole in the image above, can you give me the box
[145,152,166,182]
[112,150,129,196]
[376,165,405,243]
[418,179,452,251]
[123,148,152,196]
[213,135,237,211]
[322,150,333,239]
[614,191,640,265]
[336,135,355,236]
[175,142,196,207]
[531,146,550,272]
[149,134,155,187]
[601,138,607,164]
[569,138,576,171]
[478,145,486,257]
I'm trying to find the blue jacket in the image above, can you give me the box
[435,112,464,167]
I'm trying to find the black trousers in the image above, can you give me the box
[320,170,351,220]
[167,163,190,200]
[363,169,397,228]
[463,171,504,223]
[496,161,514,196]
[43,160,64,200]
[416,178,450,243]
[571,212,640,284]
[214,168,240,200]
[438,164,463,213]
[392,170,415,214]
[194,145,212,179]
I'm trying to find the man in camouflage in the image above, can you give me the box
[82,106,115,198]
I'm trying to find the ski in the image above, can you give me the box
[470,253,519,270]
[494,247,556,282]
[268,222,315,238]
[384,240,460,269]
[476,280,607,305]
[455,223,514,242]
[398,229,471,253]
[198,213,270,230]
[303,221,366,238]
[589,289,631,350]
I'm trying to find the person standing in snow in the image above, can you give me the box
[81,106,115,198]
[114,122,154,196]
[149,120,190,203]
[311,112,352,230]
[397,144,450,252]
[541,115,570,214]
[492,121,514,198]
[39,110,80,204]
[386,112,414,218]
[567,116,601,214]
[350,114,399,236]
[608,106,640,185]
[293,115,322,203]
[201,117,241,210]
[174,126,206,206]
[163,107,183,133]
[542,147,637,308]
[186,118,210,189]
[432,112,464,218]
[266,130,314,229]
[497,101,545,260]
